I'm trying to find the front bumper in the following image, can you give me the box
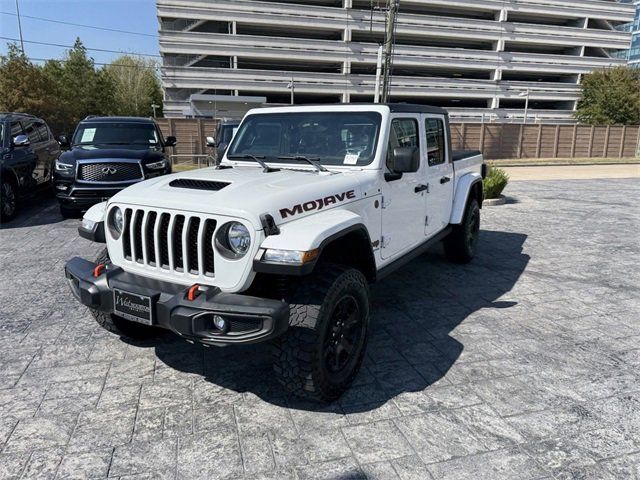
[64,257,290,346]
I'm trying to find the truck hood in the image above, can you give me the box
[108,165,367,228]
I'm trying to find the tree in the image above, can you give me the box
[105,55,163,117]
[575,66,640,125]
[0,44,61,130]
[43,38,116,133]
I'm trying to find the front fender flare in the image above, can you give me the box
[254,209,371,275]
[450,173,483,225]
[78,201,107,243]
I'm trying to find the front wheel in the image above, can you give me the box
[444,197,480,264]
[0,178,18,223]
[90,248,161,340]
[272,264,370,402]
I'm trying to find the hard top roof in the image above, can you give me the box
[253,103,448,115]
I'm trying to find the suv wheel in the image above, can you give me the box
[444,197,480,264]
[89,248,162,340]
[0,178,18,222]
[272,264,370,402]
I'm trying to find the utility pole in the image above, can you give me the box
[287,77,295,105]
[15,0,24,54]
[374,44,383,103]
[151,103,160,118]
[380,0,399,103]
[519,88,530,124]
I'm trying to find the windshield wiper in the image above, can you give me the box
[227,154,279,173]
[277,155,328,173]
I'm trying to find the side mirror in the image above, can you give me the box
[206,136,217,147]
[12,134,30,147]
[165,136,177,147]
[58,135,70,148]
[390,146,419,173]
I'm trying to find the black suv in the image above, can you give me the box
[54,116,175,217]
[0,113,61,222]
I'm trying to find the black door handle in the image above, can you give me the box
[440,176,451,184]
[415,184,429,193]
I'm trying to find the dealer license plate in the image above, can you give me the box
[113,288,154,325]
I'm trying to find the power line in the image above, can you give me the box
[0,35,161,58]
[27,56,160,71]
[0,11,158,38]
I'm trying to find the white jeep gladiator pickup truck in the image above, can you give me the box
[65,104,486,402]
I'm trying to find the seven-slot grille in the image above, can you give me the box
[77,162,143,182]
[121,208,216,277]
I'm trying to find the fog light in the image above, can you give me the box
[213,315,227,331]
[56,184,68,191]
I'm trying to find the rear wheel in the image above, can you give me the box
[90,248,161,340]
[444,197,480,264]
[0,178,18,223]
[272,264,370,402]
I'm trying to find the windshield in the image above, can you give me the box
[227,112,382,167]
[72,122,160,149]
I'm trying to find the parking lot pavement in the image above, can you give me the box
[0,178,639,479]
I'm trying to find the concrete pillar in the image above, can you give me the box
[494,39,505,52]
[491,97,500,109]
[492,69,502,81]
[343,0,352,8]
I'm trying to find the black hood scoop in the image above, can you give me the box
[169,179,231,191]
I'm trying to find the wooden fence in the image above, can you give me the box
[157,118,640,162]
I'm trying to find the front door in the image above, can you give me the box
[422,115,454,238]
[380,115,427,260]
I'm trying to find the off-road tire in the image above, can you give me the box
[90,248,161,340]
[444,197,480,264]
[0,178,18,223]
[272,264,370,402]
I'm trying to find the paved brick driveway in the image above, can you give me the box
[0,178,639,479]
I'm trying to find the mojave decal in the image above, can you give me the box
[279,190,356,219]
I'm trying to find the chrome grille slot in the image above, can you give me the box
[146,212,158,266]
[119,208,221,280]
[187,217,201,274]
[173,215,186,272]
[122,209,132,260]
[203,220,216,276]
[132,211,144,263]
[158,213,170,269]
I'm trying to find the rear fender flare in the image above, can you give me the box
[450,173,482,225]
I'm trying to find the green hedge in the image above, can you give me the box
[483,166,509,199]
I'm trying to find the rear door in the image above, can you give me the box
[380,115,427,260]
[422,114,454,238]
[22,119,48,185]
[37,122,59,183]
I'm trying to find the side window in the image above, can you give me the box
[10,121,24,140]
[425,118,446,166]
[23,121,42,144]
[387,118,419,170]
[36,122,50,142]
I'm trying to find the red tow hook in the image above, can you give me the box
[93,263,106,278]
[187,284,201,301]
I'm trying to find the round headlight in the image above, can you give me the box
[227,222,251,255]
[109,207,124,239]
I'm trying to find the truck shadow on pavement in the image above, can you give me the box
[153,230,529,413]
[0,196,66,229]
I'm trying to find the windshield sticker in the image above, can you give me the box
[280,190,356,219]
[344,153,359,165]
[81,128,96,143]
